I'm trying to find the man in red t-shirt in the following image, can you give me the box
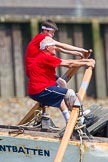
[25,19,94,125]
[25,19,90,77]
[28,37,95,125]
[25,20,58,77]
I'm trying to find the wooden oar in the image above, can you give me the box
[54,66,93,162]
[18,102,41,125]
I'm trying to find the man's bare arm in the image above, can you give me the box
[60,59,95,68]
[55,47,84,58]
[44,36,91,58]
[54,40,88,53]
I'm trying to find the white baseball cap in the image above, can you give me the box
[40,37,55,50]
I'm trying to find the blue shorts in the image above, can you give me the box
[29,86,68,108]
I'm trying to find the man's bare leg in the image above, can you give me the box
[60,100,70,124]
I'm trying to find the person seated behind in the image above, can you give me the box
[27,37,95,125]
[25,19,89,78]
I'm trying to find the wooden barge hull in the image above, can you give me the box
[0,128,108,162]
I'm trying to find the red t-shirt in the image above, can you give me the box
[25,33,48,77]
[28,51,62,95]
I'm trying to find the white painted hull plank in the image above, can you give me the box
[0,134,108,162]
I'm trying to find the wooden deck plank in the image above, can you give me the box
[12,25,25,97]
[0,25,14,97]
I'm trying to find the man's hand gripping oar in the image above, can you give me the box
[61,49,92,82]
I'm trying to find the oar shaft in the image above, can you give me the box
[54,67,92,162]
[54,108,79,162]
